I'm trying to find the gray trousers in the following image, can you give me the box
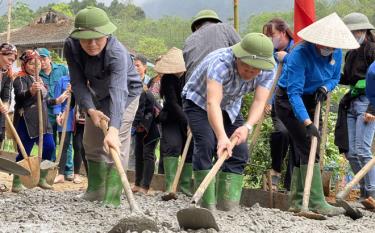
[83,96,140,169]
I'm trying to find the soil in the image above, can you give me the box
[1,171,375,233]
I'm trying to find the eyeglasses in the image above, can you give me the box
[0,43,17,58]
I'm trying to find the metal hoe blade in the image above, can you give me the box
[0,157,30,176]
[336,199,363,220]
[177,207,219,231]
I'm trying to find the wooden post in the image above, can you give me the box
[233,0,239,32]
[6,0,12,43]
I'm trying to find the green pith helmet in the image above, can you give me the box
[191,9,222,32]
[70,6,117,39]
[231,33,276,71]
[343,12,374,31]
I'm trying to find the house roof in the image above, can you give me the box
[0,11,74,47]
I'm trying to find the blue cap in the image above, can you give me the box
[37,48,50,57]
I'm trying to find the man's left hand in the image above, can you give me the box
[364,113,375,123]
[232,125,250,145]
[103,126,120,155]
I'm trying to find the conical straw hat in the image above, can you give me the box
[154,47,186,74]
[297,12,359,50]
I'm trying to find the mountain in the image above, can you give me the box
[1,0,293,25]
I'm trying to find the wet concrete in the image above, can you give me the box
[1,189,375,233]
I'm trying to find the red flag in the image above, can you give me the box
[294,0,316,43]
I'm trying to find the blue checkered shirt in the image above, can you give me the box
[182,47,275,123]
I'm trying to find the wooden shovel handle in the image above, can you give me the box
[170,131,192,193]
[99,119,140,213]
[55,95,71,163]
[191,136,238,205]
[248,64,283,159]
[301,101,321,211]
[336,156,375,200]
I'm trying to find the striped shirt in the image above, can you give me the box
[182,47,275,123]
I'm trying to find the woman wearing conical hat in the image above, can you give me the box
[339,12,375,202]
[274,13,359,216]
[156,47,194,197]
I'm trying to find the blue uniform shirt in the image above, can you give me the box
[366,61,375,107]
[278,42,342,122]
[40,63,69,122]
[53,76,74,132]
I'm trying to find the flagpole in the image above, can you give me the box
[6,0,12,43]
[233,0,239,32]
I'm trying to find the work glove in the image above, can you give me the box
[314,86,328,104]
[306,123,320,139]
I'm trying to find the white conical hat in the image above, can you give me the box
[297,12,359,49]
[154,47,186,74]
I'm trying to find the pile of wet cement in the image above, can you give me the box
[1,188,375,233]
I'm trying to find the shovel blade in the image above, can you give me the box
[40,160,57,170]
[0,157,30,176]
[18,157,40,188]
[177,207,219,231]
[45,167,58,185]
[336,199,363,220]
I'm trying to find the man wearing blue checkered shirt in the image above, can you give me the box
[182,33,276,211]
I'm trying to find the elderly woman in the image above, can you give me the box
[263,18,295,191]
[157,47,193,196]
[274,13,359,216]
[338,13,375,201]
[12,50,68,193]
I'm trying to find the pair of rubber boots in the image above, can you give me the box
[81,160,122,207]
[12,170,53,193]
[288,164,345,216]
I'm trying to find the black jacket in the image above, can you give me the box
[13,75,53,138]
[0,73,12,140]
[133,90,160,145]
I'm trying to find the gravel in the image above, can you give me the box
[1,188,375,233]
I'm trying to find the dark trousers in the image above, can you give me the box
[274,88,320,166]
[183,99,248,174]
[15,117,55,162]
[58,132,73,174]
[134,131,158,189]
[270,106,295,190]
[160,121,193,162]
[73,123,87,174]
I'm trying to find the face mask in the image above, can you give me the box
[355,33,366,45]
[272,36,281,49]
[320,47,333,57]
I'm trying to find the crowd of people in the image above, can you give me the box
[0,5,375,216]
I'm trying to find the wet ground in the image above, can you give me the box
[1,171,375,233]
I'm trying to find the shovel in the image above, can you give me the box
[177,136,238,231]
[296,101,327,220]
[98,119,158,233]
[0,157,30,176]
[0,99,40,188]
[335,157,375,219]
[161,131,192,201]
[46,95,71,185]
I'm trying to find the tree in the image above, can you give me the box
[0,2,35,32]
[51,3,74,18]
[135,37,168,62]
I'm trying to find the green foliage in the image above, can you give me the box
[51,3,74,18]
[135,36,168,62]
[0,2,35,32]
[244,11,293,34]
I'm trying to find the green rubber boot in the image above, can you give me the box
[38,169,53,189]
[11,175,27,193]
[216,171,244,211]
[179,163,193,197]
[163,157,178,192]
[300,164,345,216]
[288,167,303,213]
[102,166,123,208]
[82,160,108,202]
[194,170,216,210]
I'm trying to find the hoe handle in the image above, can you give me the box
[191,137,238,204]
[171,131,192,193]
[99,119,140,213]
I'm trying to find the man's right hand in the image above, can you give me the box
[217,135,233,158]
[87,109,109,127]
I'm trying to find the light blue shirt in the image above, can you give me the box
[182,47,275,123]
[278,42,342,122]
